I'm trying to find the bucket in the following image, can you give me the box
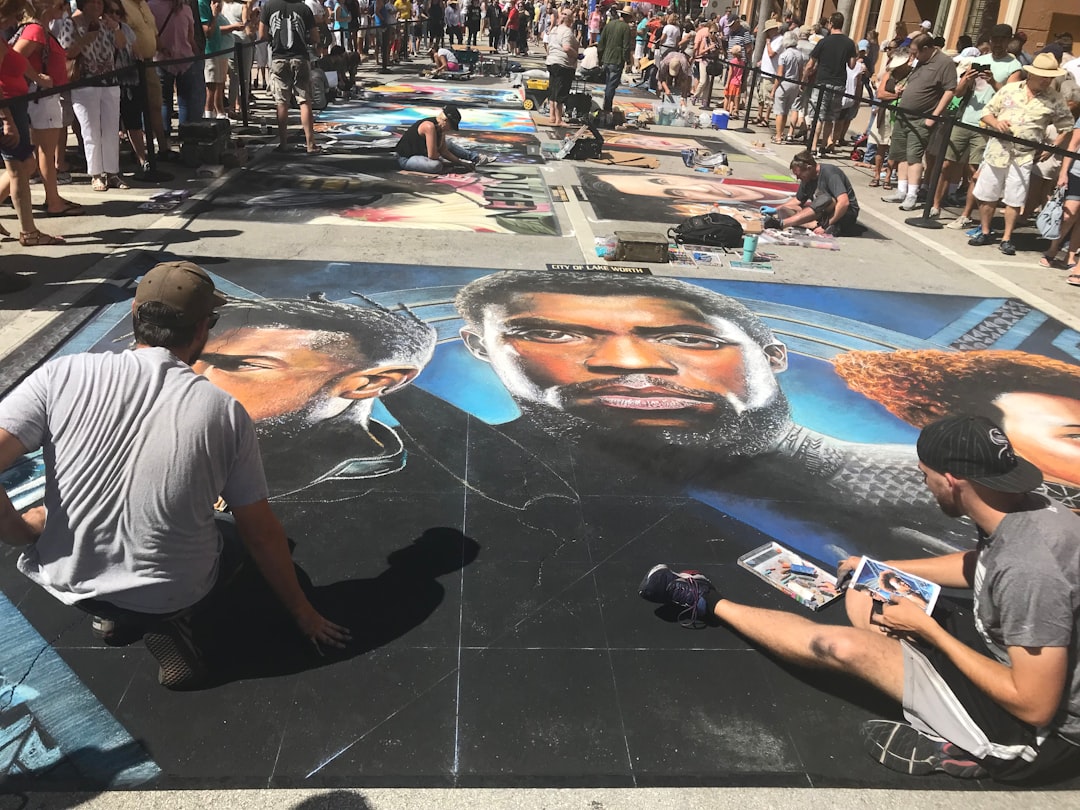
[712,111,729,129]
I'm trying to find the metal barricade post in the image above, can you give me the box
[735,64,757,133]
[905,111,954,230]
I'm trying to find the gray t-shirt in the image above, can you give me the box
[973,496,1080,742]
[796,163,860,218]
[0,347,268,613]
[899,48,957,115]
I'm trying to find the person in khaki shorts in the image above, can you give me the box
[259,0,320,152]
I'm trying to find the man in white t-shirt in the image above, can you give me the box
[754,18,783,125]
[0,261,350,689]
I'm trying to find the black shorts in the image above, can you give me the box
[547,63,574,103]
[905,601,1080,783]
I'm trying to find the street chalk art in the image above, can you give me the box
[0,594,160,788]
[313,122,544,164]
[210,155,557,234]
[3,261,1079,788]
[362,83,524,107]
[576,167,798,223]
[316,100,535,132]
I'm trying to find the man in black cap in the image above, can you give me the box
[638,414,1080,782]
[0,261,350,689]
[394,104,494,173]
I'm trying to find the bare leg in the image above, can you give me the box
[1001,204,1020,243]
[713,596,905,702]
[299,101,316,151]
[978,199,996,235]
[7,156,62,243]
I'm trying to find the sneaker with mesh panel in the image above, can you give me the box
[473,154,495,166]
[881,191,907,203]
[945,215,974,230]
[898,195,919,211]
[638,564,716,628]
[862,720,989,778]
[142,613,208,689]
[968,231,996,247]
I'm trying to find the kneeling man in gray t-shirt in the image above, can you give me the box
[0,261,351,689]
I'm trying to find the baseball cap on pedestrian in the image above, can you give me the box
[134,261,227,327]
[441,104,462,130]
[990,23,1013,39]
[916,415,1043,493]
[857,38,868,50]
[920,19,932,30]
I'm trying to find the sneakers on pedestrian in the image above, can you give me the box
[898,195,919,211]
[881,191,907,203]
[143,613,208,690]
[998,240,1016,256]
[968,231,995,246]
[945,215,974,230]
[638,564,716,628]
[862,720,988,778]
[928,207,941,218]
[473,154,495,166]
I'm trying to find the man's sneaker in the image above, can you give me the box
[473,154,495,166]
[143,613,208,689]
[862,720,988,778]
[91,615,144,647]
[898,195,919,211]
[928,207,941,218]
[680,148,696,168]
[998,240,1016,256]
[638,564,715,628]
[945,215,974,230]
[881,191,907,203]
[968,231,995,247]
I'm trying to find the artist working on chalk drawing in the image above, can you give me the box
[395,103,493,174]
[0,261,350,690]
[640,414,1080,783]
[764,149,860,235]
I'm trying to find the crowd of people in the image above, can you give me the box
[570,5,1080,283]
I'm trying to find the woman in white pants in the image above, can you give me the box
[57,0,128,191]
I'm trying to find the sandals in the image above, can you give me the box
[19,230,65,247]
[882,179,894,190]
[770,136,783,144]
[91,175,108,192]
[1039,254,1065,269]
[0,222,9,238]
[868,177,881,188]
[46,201,84,217]
[107,174,130,190]
[1068,271,1080,287]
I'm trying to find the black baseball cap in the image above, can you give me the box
[916,415,1043,493]
[442,104,462,130]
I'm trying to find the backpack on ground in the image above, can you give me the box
[668,212,744,249]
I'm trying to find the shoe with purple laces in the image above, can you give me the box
[638,564,716,628]
[862,720,989,778]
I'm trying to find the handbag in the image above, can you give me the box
[1037,186,1066,241]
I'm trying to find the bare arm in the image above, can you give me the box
[421,119,442,160]
[881,598,1069,727]
[230,498,352,650]
[0,429,41,548]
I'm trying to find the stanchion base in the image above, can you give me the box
[905,216,944,229]
[734,126,754,133]
[140,169,174,183]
